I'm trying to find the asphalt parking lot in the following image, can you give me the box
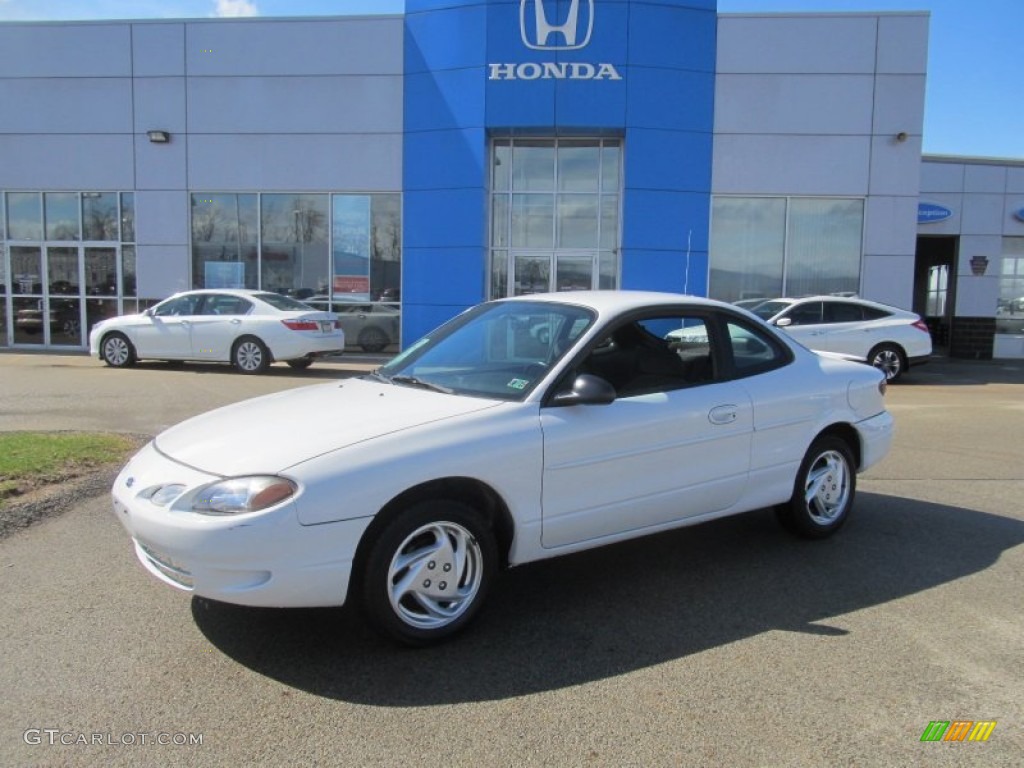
[1,352,1022,767]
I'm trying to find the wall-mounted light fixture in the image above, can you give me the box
[895,132,909,143]
[147,130,171,143]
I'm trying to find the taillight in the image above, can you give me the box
[334,319,343,329]
[282,319,319,331]
[912,320,930,334]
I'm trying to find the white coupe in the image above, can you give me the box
[111,291,893,645]
[89,289,345,373]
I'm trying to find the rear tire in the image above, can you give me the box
[100,332,136,368]
[358,326,389,353]
[232,336,270,374]
[777,435,856,539]
[868,343,905,383]
[287,358,314,370]
[361,500,497,646]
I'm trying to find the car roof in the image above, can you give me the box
[496,290,734,316]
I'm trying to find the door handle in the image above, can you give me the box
[709,405,738,425]
[231,319,241,324]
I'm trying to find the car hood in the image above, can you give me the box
[153,378,503,476]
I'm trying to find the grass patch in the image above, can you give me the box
[0,432,139,508]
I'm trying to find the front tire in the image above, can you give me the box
[100,332,136,368]
[777,436,856,539]
[361,500,497,646]
[357,326,389,353]
[868,343,905,382]
[232,336,270,374]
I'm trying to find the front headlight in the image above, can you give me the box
[191,476,297,515]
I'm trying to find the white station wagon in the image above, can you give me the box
[111,291,893,645]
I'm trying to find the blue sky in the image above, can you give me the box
[1,0,1019,160]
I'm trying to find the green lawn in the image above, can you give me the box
[0,432,138,507]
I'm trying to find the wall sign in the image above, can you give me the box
[1014,207,1024,222]
[488,0,622,81]
[917,202,953,224]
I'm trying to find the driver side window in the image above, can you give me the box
[153,295,201,317]
[578,314,715,398]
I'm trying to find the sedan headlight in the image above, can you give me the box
[191,476,297,516]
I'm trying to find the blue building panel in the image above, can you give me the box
[622,189,711,252]
[405,69,487,132]
[405,2,488,75]
[403,129,488,190]
[621,248,709,296]
[624,128,713,192]
[626,2,717,72]
[624,67,715,132]
[403,0,718,343]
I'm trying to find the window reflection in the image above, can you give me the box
[45,193,80,241]
[83,193,119,241]
[7,193,42,241]
[996,238,1024,335]
[709,196,863,303]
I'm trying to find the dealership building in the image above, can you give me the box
[1,0,1022,358]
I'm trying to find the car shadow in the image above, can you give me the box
[191,492,1024,705]
[900,359,1024,386]
[127,360,369,379]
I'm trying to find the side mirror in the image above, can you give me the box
[143,308,154,317]
[775,317,792,328]
[551,374,616,407]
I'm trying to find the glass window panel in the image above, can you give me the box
[786,198,863,298]
[491,196,509,248]
[555,252,594,291]
[13,296,46,345]
[8,193,42,241]
[557,194,599,248]
[557,141,600,192]
[191,194,258,290]
[601,143,620,191]
[709,197,786,303]
[513,252,551,295]
[122,245,137,297]
[45,193,80,241]
[85,247,117,296]
[370,194,401,302]
[996,238,1024,335]
[492,140,511,192]
[600,196,619,250]
[120,193,135,243]
[0,252,7,294]
[48,297,82,345]
[512,141,555,192]
[332,195,372,300]
[261,194,329,297]
[491,249,508,299]
[511,194,554,248]
[47,246,78,294]
[598,250,616,290]
[86,297,117,336]
[10,246,42,293]
[82,193,118,241]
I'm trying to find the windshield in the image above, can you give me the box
[376,301,595,401]
[749,300,791,320]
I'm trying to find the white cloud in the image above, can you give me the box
[213,0,258,17]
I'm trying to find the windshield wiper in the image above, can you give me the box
[364,369,392,384]
[389,375,454,394]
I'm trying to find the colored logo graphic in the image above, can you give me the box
[917,202,953,224]
[520,0,594,50]
[920,720,997,742]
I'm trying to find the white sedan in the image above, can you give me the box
[89,289,345,373]
[110,291,892,645]
[744,296,932,382]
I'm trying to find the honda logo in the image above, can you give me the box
[520,0,594,51]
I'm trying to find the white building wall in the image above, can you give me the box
[0,16,404,300]
[714,12,928,310]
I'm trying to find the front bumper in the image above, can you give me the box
[111,443,372,608]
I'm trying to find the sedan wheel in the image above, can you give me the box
[362,501,496,646]
[868,343,904,382]
[777,436,856,539]
[100,332,136,368]
[358,326,389,353]
[232,337,270,374]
